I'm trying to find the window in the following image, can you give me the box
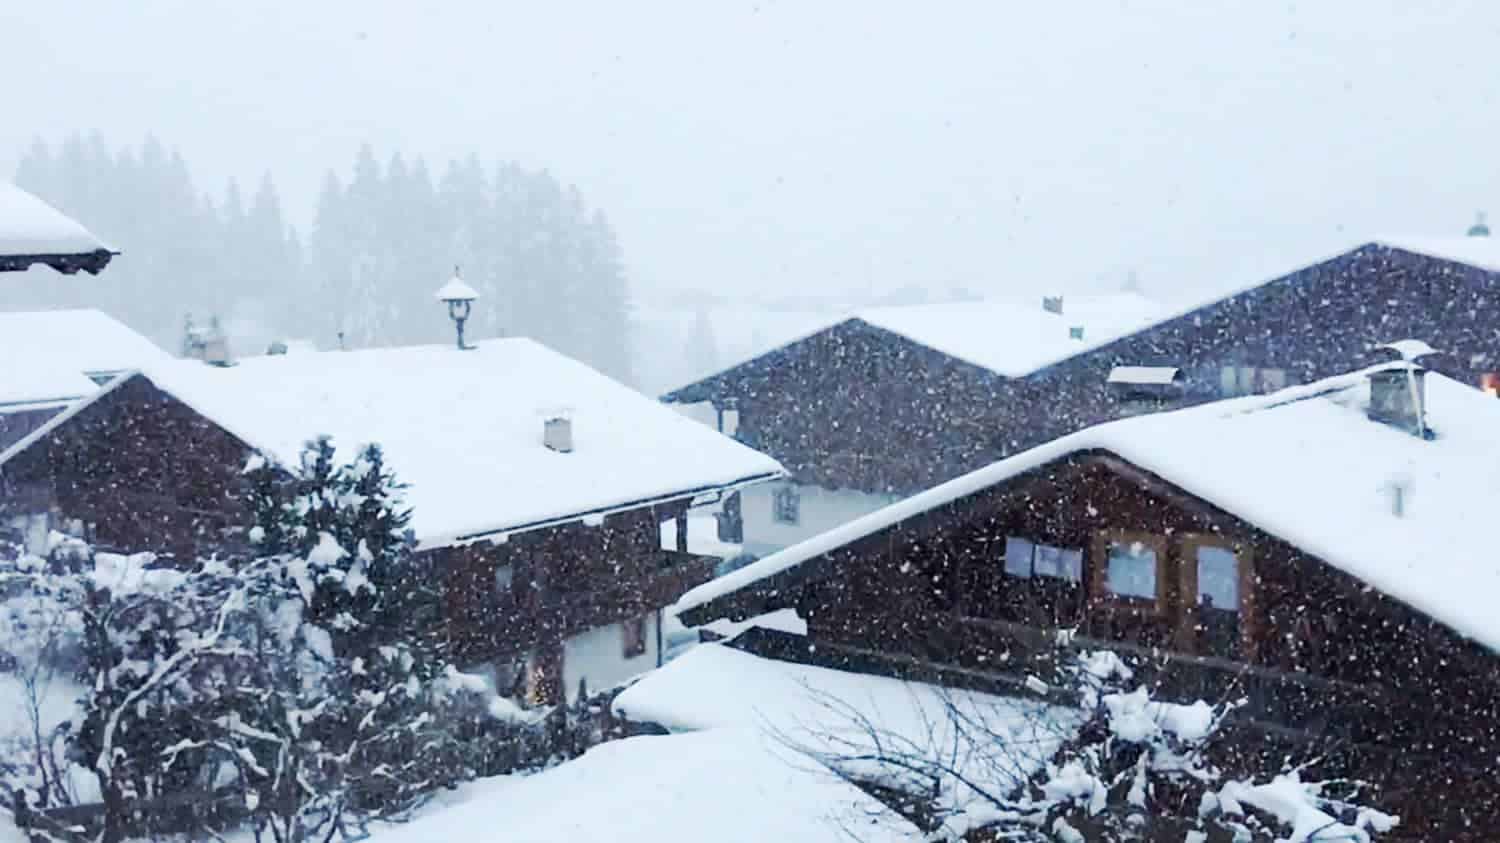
[1105,540,1158,599]
[1002,536,1082,582]
[622,616,647,658]
[1258,367,1286,392]
[1220,365,1287,397]
[1195,545,1239,612]
[772,484,801,525]
[494,564,514,592]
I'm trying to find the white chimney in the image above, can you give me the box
[544,416,574,453]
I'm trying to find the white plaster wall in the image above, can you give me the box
[561,613,660,702]
[740,483,901,558]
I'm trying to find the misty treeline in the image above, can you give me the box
[8,133,632,383]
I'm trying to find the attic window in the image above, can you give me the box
[621,616,647,659]
[1194,546,1239,612]
[1219,366,1287,397]
[772,484,801,525]
[1092,530,1168,608]
[1106,541,1157,599]
[1002,536,1082,582]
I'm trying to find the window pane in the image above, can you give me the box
[1196,546,1239,611]
[1003,536,1033,577]
[1034,544,1083,582]
[1106,541,1157,599]
[1219,366,1238,396]
[1259,368,1286,391]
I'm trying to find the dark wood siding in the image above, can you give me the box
[0,377,253,559]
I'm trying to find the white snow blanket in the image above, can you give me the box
[858,292,1163,378]
[364,727,918,843]
[680,367,1500,655]
[0,183,108,257]
[121,339,784,548]
[0,309,170,403]
[615,643,1078,814]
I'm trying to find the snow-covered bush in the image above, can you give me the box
[234,438,507,842]
[797,648,1397,842]
[0,535,91,812]
[0,439,517,843]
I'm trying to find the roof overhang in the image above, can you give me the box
[0,248,118,276]
[421,469,787,551]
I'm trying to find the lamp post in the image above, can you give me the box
[435,266,480,350]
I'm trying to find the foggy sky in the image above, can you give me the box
[6,0,1499,304]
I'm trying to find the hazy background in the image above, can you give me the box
[5,0,1500,391]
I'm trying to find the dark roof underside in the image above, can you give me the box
[0,249,116,276]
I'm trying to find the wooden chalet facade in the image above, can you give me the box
[0,340,784,706]
[676,365,1500,838]
[665,241,1500,560]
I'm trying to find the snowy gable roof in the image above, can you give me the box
[0,309,171,403]
[678,367,1500,654]
[1374,235,1500,274]
[662,292,1166,401]
[856,292,1165,378]
[0,183,114,274]
[141,338,784,547]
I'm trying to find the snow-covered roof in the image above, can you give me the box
[0,367,97,408]
[363,726,919,843]
[613,642,1076,831]
[856,292,1165,378]
[662,292,1166,400]
[1106,365,1181,386]
[678,366,1500,655]
[0,182,113,272]
[0,309,171,403]
[127,338,783,547]
[1375,235,1500,274]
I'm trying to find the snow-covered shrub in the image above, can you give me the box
[0,536,91,811]
[998,652,1396,842]
[798,647,1397,842]
[233,439,512,841]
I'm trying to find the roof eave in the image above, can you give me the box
[0,248,118,276]
[419,468,787,551]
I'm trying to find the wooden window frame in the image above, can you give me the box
[1176,533,1258,662]
[1091,529,1169,615]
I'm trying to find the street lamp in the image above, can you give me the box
[435,266,480,350]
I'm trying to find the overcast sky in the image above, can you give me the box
[6,1,1499,303]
